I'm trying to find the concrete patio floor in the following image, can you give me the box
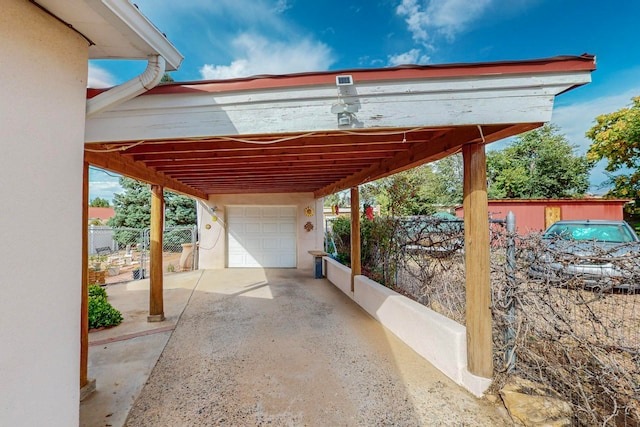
[80,269,510,426]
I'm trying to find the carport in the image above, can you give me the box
[82,54,595,394]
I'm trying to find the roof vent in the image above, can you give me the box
[335,75,353,86]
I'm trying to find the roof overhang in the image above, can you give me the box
[33,0,182,70]
[84,55,596,200]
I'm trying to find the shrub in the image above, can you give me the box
[88,289,123,330]
[88,284,107,299]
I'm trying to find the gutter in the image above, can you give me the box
[86,55,165,118]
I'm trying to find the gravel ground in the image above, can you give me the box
[125,269,510,426]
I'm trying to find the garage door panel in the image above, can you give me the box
[263,239,281,250]
[244,207,262,217]
[278,207,296,218]
[279,223,295,233]
[227,206,297,268]
[262,222,279,233]
[245,223,261,233]
[262,207,279,218]
[279,240,296,251]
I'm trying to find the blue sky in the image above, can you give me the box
[89,0,640,201]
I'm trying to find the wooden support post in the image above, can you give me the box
[350,186,361,292]
[80,161,95,400]
[462,143,493,378]
[80,162,89,388]
[148,185,165,322]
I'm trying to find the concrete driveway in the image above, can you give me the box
[81,269,509,426]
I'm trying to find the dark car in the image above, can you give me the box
[528,220,640,292]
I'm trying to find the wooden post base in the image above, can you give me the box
[80,378,96,401]
[147,314,165,322]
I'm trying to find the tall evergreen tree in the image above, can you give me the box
[107,177,196,229]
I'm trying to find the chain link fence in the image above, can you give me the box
[88,225,197,285]
[326,214,640,425]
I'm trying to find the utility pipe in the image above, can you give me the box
[86,55,165,118]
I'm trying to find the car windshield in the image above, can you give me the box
[544,223,637,243]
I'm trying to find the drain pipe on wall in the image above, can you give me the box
[86,55,166,118]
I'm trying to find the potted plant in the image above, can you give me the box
[106,263,121,276]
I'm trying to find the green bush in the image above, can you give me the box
[88,293,123,330]
[88,284,107,299]
[327,215,399,286]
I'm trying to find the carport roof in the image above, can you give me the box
[84,54,596,200]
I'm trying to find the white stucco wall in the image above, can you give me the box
[198,193,324,270]
[0,2,88,426]
[323,260,492,397]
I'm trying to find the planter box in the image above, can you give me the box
[88,269,105,285]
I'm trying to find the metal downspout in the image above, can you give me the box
[86,55,166,118]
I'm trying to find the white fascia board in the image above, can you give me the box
[37,0,182,70]
[94,0,182,70]
[85,70,591,143]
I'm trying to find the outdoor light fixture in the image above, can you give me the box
[331,102,357,127]
[333,74,356,126]
[337,112,352,126]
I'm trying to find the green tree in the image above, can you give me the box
[108,178,151,229]
[89,197,110,207]
[358,154,463,217]
[426,154,463,206]
[164,191,197,226]
[160,73,174,83]
[487,124,591,199]
[362,166,437,216]
[107,177,196,229]
[586,96,640,210]
[324,190,350,208]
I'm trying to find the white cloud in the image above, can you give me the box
[89,168,122,202]
[396,0,493,46]
[388,49,431,66]
[273,0,292,13]
[87,64,116,88]
[89,181,122,203]
[199,33,334,79]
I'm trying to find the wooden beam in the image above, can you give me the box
[173,168,363,180]
[462,143,493,378]
[128,143,407,162]
[156,159,375,173]
[314,126,492,198]
[121,134,422,155]
[84,150,207,200]
[148,185,165,322]
[148,152,396,168]
[313,124,527,198]
[80,161,89,388]
[350,186,361,292]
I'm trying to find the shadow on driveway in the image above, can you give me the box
[123,269,509,426]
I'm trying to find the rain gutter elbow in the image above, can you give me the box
[86,55,165,118]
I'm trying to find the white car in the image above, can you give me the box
[529,220,640,292]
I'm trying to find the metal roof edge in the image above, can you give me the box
[96,0,183,70]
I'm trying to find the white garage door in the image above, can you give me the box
[227,206,297,268]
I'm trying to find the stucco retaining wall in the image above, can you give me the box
[324,257,353,298]
[324,257,491,397]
